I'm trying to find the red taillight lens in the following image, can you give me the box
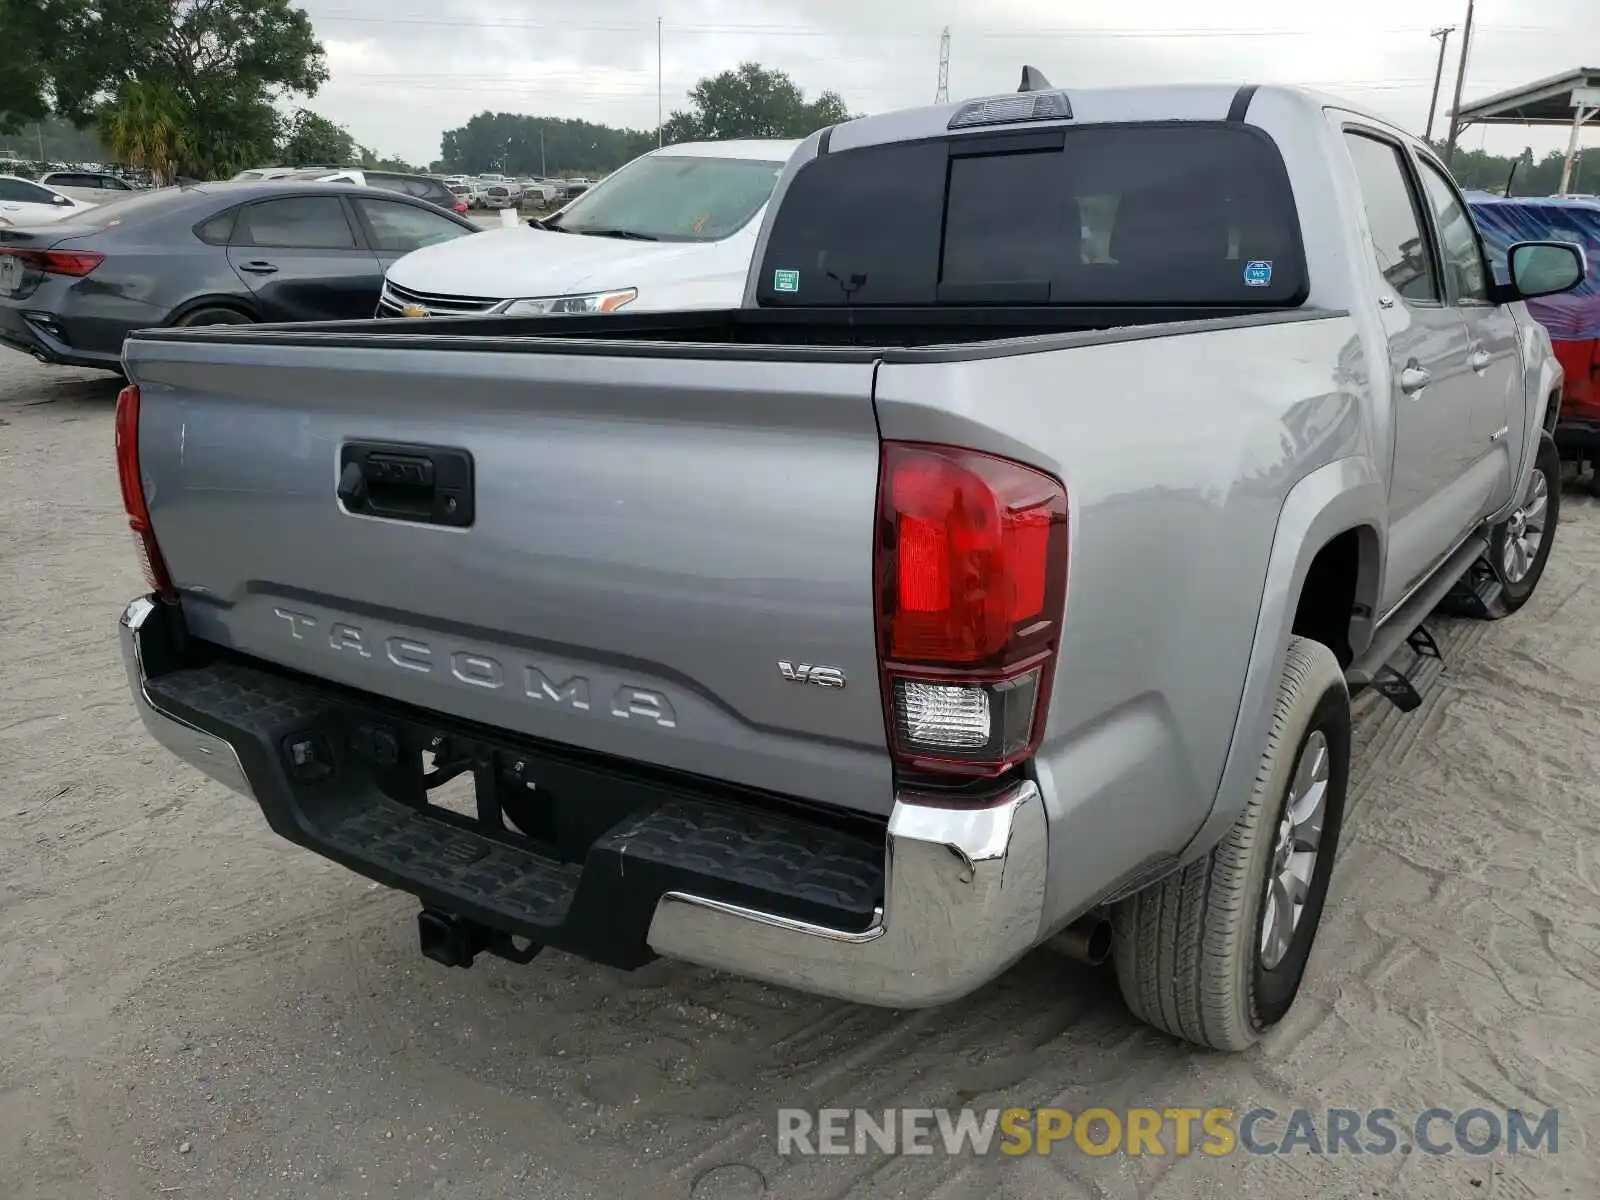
[0,248,105,277]
[875,442,1068,779]
[455,201,468,214]
[115,384,176,600]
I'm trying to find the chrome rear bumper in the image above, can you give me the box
[649,783,1047,1007]
[122,594,1049,1007]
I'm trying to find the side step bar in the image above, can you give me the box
[1345,534,1487,710]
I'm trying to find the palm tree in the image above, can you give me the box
[97,81,193,185]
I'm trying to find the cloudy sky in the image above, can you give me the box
[298,0,1599,166]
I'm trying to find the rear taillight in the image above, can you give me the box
[0,248,105,277]
[875,442,1068,780]
[455,201,468,214]
[115,384,176,600]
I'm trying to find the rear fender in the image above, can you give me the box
[1178,457,1386,861]
[165,293,261,327]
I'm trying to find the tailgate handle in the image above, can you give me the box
[338,444,474,528]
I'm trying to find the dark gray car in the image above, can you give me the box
[0,180,477,371]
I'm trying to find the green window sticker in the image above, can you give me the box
[773,268,800,293]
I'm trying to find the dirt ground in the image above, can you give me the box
[2,351,1597,1200]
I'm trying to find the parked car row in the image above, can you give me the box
[0,139,799,372]
[0,174,101,225]
[0,181,476,369]
[442,174,574,209]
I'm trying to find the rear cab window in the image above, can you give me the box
[756,123,1308,308]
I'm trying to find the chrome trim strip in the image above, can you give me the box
[647,781,1048,1007]
[120,596,255,799]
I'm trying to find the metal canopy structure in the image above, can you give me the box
[1453,67,1600,196]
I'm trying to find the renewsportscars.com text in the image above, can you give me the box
[777,1106,1560,1158]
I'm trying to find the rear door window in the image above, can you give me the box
[0,178,56,203]
[1342,132,1440,305]
[234,196,359,249]
[354,197,471,251]
[757,123,1307,307]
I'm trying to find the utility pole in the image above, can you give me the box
[1424,26,1455,143]
[935,27,951,104]
[539,126,546,177]
[1443,0,1476,167]
[657,18,664,147]
[35,121,45,163]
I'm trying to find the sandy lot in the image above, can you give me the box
[1,350,1597,1200]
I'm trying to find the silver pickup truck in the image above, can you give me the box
[116,79,1585,1051]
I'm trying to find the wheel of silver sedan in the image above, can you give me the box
[1500,467,1548,585]
[1259,730,1329,970]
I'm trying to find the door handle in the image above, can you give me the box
[1399,366,1432,395]
[238,260,279,275]
[1469,349,1493,372]
[338,443,474,527]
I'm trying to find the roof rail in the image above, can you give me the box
[1018,66,1054,93]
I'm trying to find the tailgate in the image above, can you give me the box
[124,334,893,815]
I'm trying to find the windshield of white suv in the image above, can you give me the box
[546,154,785,243]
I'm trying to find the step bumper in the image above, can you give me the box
[121,595,1049,1007]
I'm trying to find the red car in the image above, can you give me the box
[1470,192,1600,492]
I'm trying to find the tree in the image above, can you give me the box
[281,107,354,166]
[97,79,192,182]
[0,0,77,133]
[1428,142,1591,197]
[661,63,853,144]
[438,113,655,176]
[359,147,419,172]
[2,0,326,176]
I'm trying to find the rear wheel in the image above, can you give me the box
[174,306,253,328]
[1487,431,1561,615]
[1112,636,1350,1051]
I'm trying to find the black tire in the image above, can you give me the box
[1111,637,1351,1051]
[174,306,253,328]
[1487,431,1561,615]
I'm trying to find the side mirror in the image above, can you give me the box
[52,194,71,205]
[1504,240,1586,301]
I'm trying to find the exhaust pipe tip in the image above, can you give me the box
[1050,915,1113,966]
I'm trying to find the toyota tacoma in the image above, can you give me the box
[115,77,1583,1049]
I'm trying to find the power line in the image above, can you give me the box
[327,71,1532,94]
[307,12,1574,40]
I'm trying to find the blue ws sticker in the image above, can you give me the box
[1244,260,1274,287]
